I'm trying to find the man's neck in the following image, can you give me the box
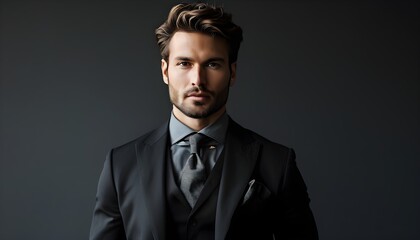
[172,106,226,131]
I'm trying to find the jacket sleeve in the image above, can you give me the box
[89,150,126,240]
[274,148,319,240]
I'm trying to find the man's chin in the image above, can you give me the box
[175,105,212,119]
[173,99,226,120]
[183,110,211,119]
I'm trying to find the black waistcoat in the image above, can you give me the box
[166,151,225,240]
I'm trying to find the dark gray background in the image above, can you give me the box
[1,0,419,239]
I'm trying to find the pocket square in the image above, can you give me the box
[241,179,271,205]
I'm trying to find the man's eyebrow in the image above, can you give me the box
[205,57,225,63]
[174,56,192,61]
[173,56,226,62]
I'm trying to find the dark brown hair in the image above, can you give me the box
[155,3,243,63]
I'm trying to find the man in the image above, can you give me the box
[89,3,318,240]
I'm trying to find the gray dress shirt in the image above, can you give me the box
[168,112,229,184]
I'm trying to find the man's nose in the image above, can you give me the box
[191,65,206,86]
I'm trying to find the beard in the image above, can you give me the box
[168,80,230,119]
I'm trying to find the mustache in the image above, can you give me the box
[184,86,211,96]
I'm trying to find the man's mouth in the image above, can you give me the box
[187,92,210,98]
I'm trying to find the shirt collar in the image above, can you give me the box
[169,112,229,145]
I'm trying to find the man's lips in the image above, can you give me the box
[187,93,208,98]
[186,92,210,98]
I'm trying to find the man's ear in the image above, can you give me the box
[161,59,169,84]
[229,62,237,86]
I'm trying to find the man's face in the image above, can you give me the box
[161,31,236,121]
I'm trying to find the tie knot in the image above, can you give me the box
[188,133,206,154]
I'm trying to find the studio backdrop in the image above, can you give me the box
[1,0,419,239]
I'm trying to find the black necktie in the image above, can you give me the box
[179,133,207,207]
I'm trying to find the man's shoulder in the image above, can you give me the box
[112,121,169,152]
[229,119,291,151]
[230,120,296,174]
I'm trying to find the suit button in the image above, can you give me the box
[191,219,197,227]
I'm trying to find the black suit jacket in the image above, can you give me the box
[89,118,318,240]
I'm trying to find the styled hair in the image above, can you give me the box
[155,2,243,63]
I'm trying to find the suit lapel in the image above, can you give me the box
[215,120,261,240]
[135,122,169,240]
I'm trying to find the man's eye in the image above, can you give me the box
[207,62,220,69]
[177,62,191,67]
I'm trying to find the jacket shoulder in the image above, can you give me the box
[105,122,168,171]
[112,122,168,153]
[229,119,292,152]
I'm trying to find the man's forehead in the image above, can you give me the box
[168,31,229,59]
